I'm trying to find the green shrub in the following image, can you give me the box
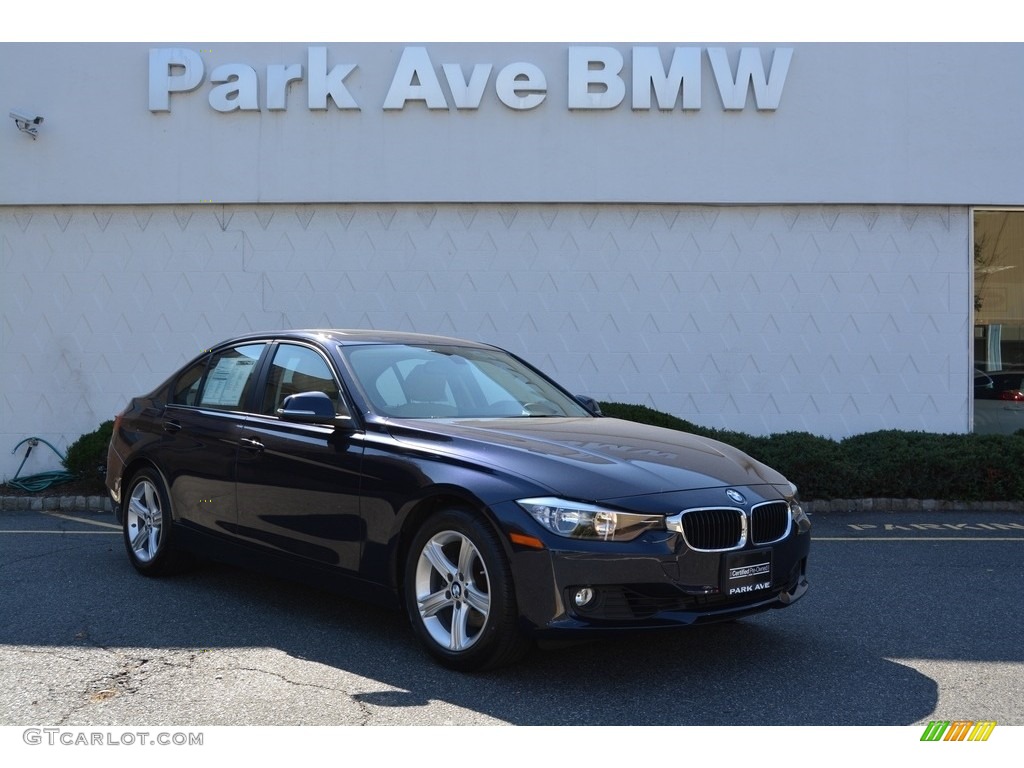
[838,430,929,497]
[599,402,1024,502]
[756,431,854,500]
[62,420,114,491]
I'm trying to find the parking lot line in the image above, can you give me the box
[0,530,120,535]
[816,537,1024,541]
[41,511,120,530]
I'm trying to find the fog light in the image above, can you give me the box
[574,587,595,607]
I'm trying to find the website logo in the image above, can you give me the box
[920,720,996,742]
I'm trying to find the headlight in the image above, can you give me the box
[517,497,662,541]
[785,482,812,534]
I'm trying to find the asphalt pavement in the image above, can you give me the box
[0,505,1021,727]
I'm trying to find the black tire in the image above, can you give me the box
[122,468,182,576]
[404,509,531,672]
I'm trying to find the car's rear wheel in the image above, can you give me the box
[404,509,530,671]
[122,469,181,576]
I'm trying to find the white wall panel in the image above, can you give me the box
[0,203,970,478]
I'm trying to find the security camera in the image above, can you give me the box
[10,109,43,124]
[10,109,43,138]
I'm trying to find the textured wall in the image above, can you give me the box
[0,203,971,478]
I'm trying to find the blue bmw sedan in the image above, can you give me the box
[106,330,810,670]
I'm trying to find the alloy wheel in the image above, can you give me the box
[126,478,163,563]
[413,530,491,652]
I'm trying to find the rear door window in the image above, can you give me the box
[195,344,267,411]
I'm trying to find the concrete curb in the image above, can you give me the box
[0,495,113,513]
[1,495,1021,514]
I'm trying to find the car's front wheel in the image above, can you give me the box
[404,509,530,671]
[122,469,181,576]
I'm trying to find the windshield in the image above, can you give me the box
[342,344,592,419]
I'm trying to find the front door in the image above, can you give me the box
[234,342,365,572]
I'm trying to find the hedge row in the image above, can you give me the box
[598,402,1024,502]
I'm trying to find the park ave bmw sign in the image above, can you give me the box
[148,46,793,114]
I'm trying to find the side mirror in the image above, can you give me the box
[574,395,603,416]
[278,391,351,427]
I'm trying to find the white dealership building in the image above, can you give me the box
[2,41,1023,477]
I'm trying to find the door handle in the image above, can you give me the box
[162,420,181,434]
[240,437,265,453]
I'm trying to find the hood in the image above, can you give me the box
[383,416,788,502]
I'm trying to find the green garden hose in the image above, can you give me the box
[6,437,77,492]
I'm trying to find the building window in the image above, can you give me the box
[973,210,1024,434]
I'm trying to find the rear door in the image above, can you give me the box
[160,342,269,536]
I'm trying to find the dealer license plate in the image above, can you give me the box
[723,550,773,596]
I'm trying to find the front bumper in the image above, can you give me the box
[500,501,811,636]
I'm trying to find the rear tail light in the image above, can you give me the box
[999,390,1024,401]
